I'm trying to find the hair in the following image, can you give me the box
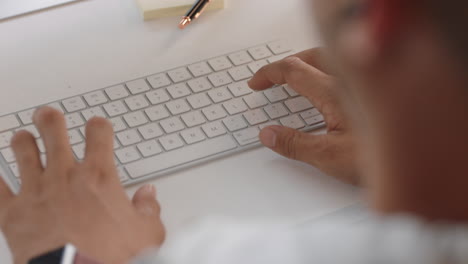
[426,1,468,66]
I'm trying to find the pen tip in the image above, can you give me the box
[178,17,191,30]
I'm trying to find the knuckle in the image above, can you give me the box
[281,56,302,72]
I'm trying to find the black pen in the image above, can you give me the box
[179,0,212,29]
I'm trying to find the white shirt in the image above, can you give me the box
[133,215,468,264]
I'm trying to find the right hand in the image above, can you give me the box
[0,107,165,264]
[248,48,360,184]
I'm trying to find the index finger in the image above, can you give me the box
[248,48,329,91]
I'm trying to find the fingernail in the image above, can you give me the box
[142,184,156,197]
[260,128,277,148]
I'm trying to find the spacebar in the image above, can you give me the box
[125,135,238,179]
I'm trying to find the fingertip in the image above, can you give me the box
[133,184,160,217]
[259,127,278,148]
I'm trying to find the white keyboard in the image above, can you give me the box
[0,40,325,190]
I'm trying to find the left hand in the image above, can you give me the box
[0,107,165,264]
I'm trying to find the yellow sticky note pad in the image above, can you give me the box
[135,0,225,21]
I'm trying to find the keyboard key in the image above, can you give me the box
[264,86,288,103]
[147,73,171,89]
[243,109,269,125]
[116,130,142,146]
[126,79,151,95]
[159,134,184,151]
[168,67,192,83]
[146,89,171,105]
[160,117,185,134]
[228,65,253,81]
[228,51,253,65]
[267,40,292,55]
[259,120,281,130]
[113,137,121,149]
[208,72,232,87]
[248,60,268,74]
[1,148,15,163]
[283,84,299,97]
[72,143,86,160]
[36,139,46,153]
[62,97,86,112]
[18,109,35,125]
[181,128,206,144]
[304,114,324,126]
[45,103,63,114]
[181,111,206,127]
[300,109,321,120]
[243,92,269,109]
[83,91,108,106]
[280,115,305,129]
[65,113,85,129]
[187,93,212,109]
[187,77,213,93]
[208,87,233,103]
[117,167,130,182]
[17,125,40,138]
[223,98,248,115]
[103,101,128,117]
[202,121,227,138]
[125,135,237,179]
[300,109,324,125]
[208,56,232,71]
[123,111,148,128]
[167,83,191,99]
[202,105,228,121]
[138,123,164,140]
[125,95,150,111]
[137,140,163,157]
[0,115,20,132]
[110,117,127,132]
[268,52,293,63]
[284,97,314,113]
[0,131,13,148]
[9,163,19,177]
[67,129,83,145]
[145,105,170,121]
[105,85,129,100]
[264,103,289,119]
[166,99,191,115]
[223,115,248,132]
[116,146,141,163]
[248,45,273,60]
[228,81,253,97]
[188,62,213,77]
[233,127,260,146]
[81,106,106,121]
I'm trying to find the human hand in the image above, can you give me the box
[0,107,165,264]
[249,48,360,184]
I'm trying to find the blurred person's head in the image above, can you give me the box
[311,0,468,219]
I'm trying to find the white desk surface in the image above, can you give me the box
[0,0,362,261]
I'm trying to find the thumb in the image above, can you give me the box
[132,184,161,217]
[259,125,319,162]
